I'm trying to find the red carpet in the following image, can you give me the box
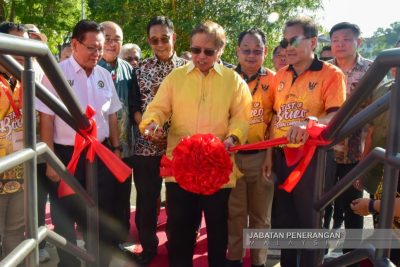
[46,205,252,266]
[127,207,252,267]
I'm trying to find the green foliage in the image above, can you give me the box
[1,0,86,54]
[1,0,323,66]
[89,0,323,68]
[359,22,400,59]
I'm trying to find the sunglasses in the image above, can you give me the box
[190,47,217,56]
[149,36,171,45]
[319,57,332,61]
[240,49,264,56]
[124,56,139,62]
[280,36,311,49]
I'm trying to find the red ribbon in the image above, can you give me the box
[229,121,331,192]
[0,76,22,119]
[58,106,132,197]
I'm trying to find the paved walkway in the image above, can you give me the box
[39,183,373,267]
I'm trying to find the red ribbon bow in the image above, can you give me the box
[58,106,132,197]
[160,134,233,195]
[229,121,331,192]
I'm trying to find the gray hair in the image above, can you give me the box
[120,43,142,58]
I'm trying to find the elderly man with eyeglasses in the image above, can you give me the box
[128,15,187,266]
[97,21,135,250]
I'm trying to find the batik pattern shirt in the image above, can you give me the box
[130,54,187,156]
[330,55,373,164]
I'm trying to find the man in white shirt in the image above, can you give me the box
[36,20,122,267]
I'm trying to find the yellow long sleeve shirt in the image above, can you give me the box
[140,62,252,187]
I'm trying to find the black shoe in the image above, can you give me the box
[130,251,156,266]
[226,259,243,267]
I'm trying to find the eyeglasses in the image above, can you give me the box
[240,49,264,56]
[190,47,217,56]
[149,36,171,45]
[105,37,122,44]
[78,41,103,54]
[280,36,311,49]
[124,56,139,62]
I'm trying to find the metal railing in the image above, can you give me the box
[312,48,400,266]
[0,33,99,267]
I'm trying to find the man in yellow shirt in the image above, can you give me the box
[140,20,252,267]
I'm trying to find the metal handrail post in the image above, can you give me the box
[86,158,99,267]
[22,56,38,266]
[375,67,400,260]
[313,148,327,266]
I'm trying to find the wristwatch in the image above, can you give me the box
[112,145,122,152]
[305,116,319,123]
[368,199,377,214]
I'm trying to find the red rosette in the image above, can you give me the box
[161,133,233,195]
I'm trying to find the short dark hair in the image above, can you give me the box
[329,22,361,38]
[146,16,174,36]
[191,20,226,50]
[0,21,26,34]
[284,16,318,38]
[71,20,104,42]
[272,45,283,56]
[238,28,266,46]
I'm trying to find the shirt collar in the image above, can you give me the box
[331,53,364,71]
[186,62,223,76]
[152,52,179,66]
[235,64,266,82]
[287,55,323,74]
[70,55,89,74]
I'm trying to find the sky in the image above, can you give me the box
[315,0,399,37]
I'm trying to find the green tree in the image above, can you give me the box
[89,0,323,68]
[1,0,86,54]
[359,21,400,59]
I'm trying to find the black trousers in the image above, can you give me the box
[37,163,52,249]
[166,182,231,267]
[132,155,163,254]
[273,148,335,267]
[113,156,133,244]
[52,144,120,267]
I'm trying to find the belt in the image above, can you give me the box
[237,149,263,155]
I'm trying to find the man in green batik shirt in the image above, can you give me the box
[98,21,134,247]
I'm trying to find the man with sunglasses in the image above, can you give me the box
[97,21,134,249]
[227,28,275,267]
[262,16,346,267]
[128,16,187,265]
[140,20,252,267]
[37,20,122,267]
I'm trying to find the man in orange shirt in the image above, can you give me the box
[227,28,275,267]
[263,16,346,267]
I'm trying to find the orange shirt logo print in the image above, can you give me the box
[308,81,317,90]
[250,102,264,124]
[276,102,308,129]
